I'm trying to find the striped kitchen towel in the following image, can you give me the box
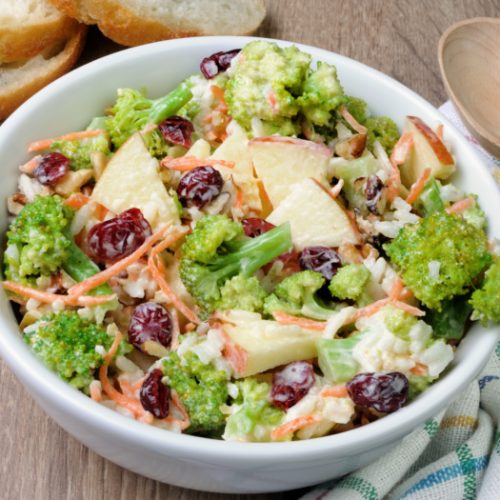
[301,102,500,500]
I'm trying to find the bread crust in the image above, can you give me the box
[0,25,87,119]
[49,0,265,46]
[0,14,80,63]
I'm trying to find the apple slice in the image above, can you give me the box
[91,133,180,230]
[221,310,323,378]
[400,116,455,187]
[186,138,211,159]
[210,123,262,213]
[249,136,333,208]
[267,177,360,250]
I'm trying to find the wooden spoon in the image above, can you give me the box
[438,17,500,157]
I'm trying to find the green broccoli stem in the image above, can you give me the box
[211,223,292,278]
[148,82,193,124]
[62,235,113,297]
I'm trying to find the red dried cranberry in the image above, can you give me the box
[242,218,276,237]
[200,49,241,79]
[346,372,409,413]
[299,246,342,280]
[140,369,170,419]
[158,116,194,148]
[34,152,70,186]
[177,165,223,208]
[365,175,385,215]
[128,302,173,351]
[87,208,152,263]
[271,361,315,410]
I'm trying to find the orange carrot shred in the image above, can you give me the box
[405,167,432,205]
[436,124,444,141]
[446,197,475,214]
[64,193,91,209]
[387,132,414,203]
[410,362,428,376]
[67,226,169,297]
[351,298,392,321]
[272,311,326,331]
[320,385,349,398]
[19,155,41,174]
[28,129,106,153]
[392,300,425,317]
[2,281,116,306]
[271,416,318,440]
[389,277,405,301]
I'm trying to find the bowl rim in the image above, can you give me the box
[0,35,499,464]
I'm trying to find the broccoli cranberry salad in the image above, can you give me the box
[3,41,499,442]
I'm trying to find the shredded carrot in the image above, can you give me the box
[220,330,248,375]
[19,155,41,174]
[164,390,190,430]
[389,277,405,301]
[148,254,200,324]
[271,415,319,440]
[89,381,102,402]
[446,197,474,214]
[160,156,235,171]
[234,184,245,210]
[320,385,349,398]
[387,132,414,202]
[339,106,368,134]
[150,227,189,256]
[28,129,106,153]
[99,330,145,418]
[410,362,428,376]
[405,167,432,205]
[392,300,425,317]
[64,193,91,209]
[351,298,392,321]
[67,227,168,297]
[2,281,116,306]
[185,322,196,332]
[211,85,228,114]
[272,311,326,331]
[436,123,444,141]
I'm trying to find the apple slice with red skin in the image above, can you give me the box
[400,116,455,187]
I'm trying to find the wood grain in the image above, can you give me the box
[1,1,499,499]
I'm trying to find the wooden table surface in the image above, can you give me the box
[1,1,499,499]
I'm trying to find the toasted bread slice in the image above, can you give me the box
[0,0,81,63]
[0,25,87,119]
[49,0,266,46]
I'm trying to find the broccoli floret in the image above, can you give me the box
[4,195,73,283]
[162,350,228,434]
[264,270,338,320]
[140,128,171,158]
[344,96,368,124]
[328,264,370,301]
[223,378,284,442]
[105,82,192,149]
[365,116,400,153]
[461,197,487,230]
[4,196,115,304]
[180,215,292,315]
[24,311,114,390]
[385,211,492,310]
[50,117,110,170]
[219,275,267,313]
[470,258,500,325]
[383,305,418,339]
[298,61,345,126]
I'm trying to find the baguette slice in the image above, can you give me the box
[49,0,266,46]
[0,0,80,63]
[0,25,87,119]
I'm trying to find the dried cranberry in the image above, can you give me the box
[87,208,152,263]
[34,152,70,186]
[140,369,170,419]
[365,175,385,215]
[299,246,342,280]
[177,165,223,208]
[158,116,194,148]
[271,361,315,410]
[242,218,275,237]
[347,372,409,413]
[128,302,173,351]
[200,49,241,79]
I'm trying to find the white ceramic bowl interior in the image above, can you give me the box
[0,37,498,494]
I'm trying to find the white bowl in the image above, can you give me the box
[0,36,498,494]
